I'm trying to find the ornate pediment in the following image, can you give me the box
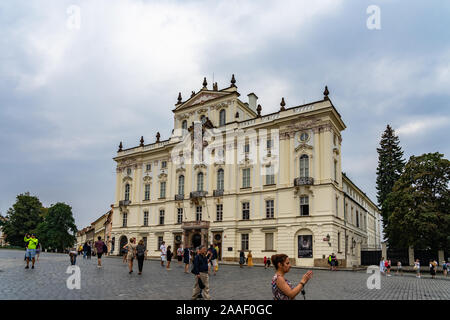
[143,175,152,182]
[295,144,313,153]
[122,176,132,183]
[175,91,230,111]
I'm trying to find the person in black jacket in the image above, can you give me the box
[166,245,173,270]
[191,246,211,300]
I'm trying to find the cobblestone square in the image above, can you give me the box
[0,250,449,300]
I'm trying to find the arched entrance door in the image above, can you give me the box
[119,236,128,256]
[192,233,202,248]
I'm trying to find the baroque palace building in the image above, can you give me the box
[110,75,381,267]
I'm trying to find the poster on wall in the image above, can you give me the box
[298,235,313,258]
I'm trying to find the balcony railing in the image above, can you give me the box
[294,177,314,186]
[190,191,208,199]
[174,194,184,201]
[213,189,224,197]
[119,200,131,206]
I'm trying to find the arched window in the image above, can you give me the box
[197,172,204,191]
[124,184,130,201]
[300,155,309,177]
[217,169,224,190]
[219,109,226,126]
[182,120,187,131]
[178,175,185,195]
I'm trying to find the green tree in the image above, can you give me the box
[384,153,450,250]
[376,124,405,230]
[2,193,44,246]
[37,202,77,251]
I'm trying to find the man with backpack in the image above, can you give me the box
[94,236,105,268]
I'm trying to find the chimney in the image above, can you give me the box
[247,93,258,112]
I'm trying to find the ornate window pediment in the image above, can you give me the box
[122,176,133,183]
[143,175,152,183]
[158,172,168,180]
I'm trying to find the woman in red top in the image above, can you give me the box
[385,259,391,276]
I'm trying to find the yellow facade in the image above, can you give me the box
[110,78,381,267]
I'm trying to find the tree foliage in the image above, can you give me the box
[376,124,405,229]
[37,203,77,251]
[384,153,450,250]
[1,194,44,246]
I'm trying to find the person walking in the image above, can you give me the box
[396,261,403,276]
[385,259,391,277]
[166,245,173,270]
[36,242,41,262]
[69,247,78,265]
[136,239,147,275]
[214,244,220,272]
[78,244,83,257]
[24,233,39,269]
[247,250,254,267]
[86,242,92,260]
[379,257,385,275]
[124,238,137,274]
[94,236,105,268]
[183,246,191,273]
[429,260,436,279]
[82,242,87,260]
[122,245,128,263]
[207,244,217,275]
[414,259,421,278]
[264,256,268,269]
[443,261,448,277]
[271,254,313,300]
[191,245,211,300]
[266,256,271,269]
[177,245,184,266]
[160,241,167,267]
[239,250,245,268]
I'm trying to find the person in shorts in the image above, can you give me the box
[396,261,403,276]
[414,259,421,278]
[24,233,39,269]
[94,236,105,268]
[160,241,167,267]
[177,245,184,265]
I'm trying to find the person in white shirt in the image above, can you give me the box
[160,241,167,267]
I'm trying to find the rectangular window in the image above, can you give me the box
[160,182,166,198]
[265,166,275,185]
[241,234,249,251]
[334,161,337,181]
[158,236,163,250]
[143,211,149,226]
[344,203,348,221]
[267,139,272,150]
[336,197,339,216]
[159,209,165,225]
[122,213,127,227]
[266,200,274,218]
[338,232,341,253]
[177,208,183,224]
[216,204,223,221]
[196,206,202,221]
[356,210,359,228]
[146,164,151,171]
[300,196,309,216]
[265,233,274,251]
[161,161,167,169]
[242,168,251,188]
[242,202,250,220]
[244,144,250,153]
[144,184,150,200]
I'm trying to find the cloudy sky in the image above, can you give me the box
[1,0,449,229]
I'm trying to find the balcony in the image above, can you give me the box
[294,177,314,186]
[190,191,208,199]
[174,194,184,201]
[213,189,224,197]
[119,200,131,206]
